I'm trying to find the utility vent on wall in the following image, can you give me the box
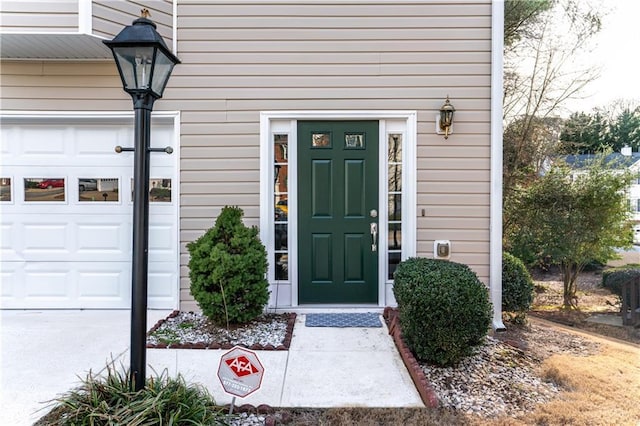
[433,240,451,260]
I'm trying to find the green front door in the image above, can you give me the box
[298,121,379,304]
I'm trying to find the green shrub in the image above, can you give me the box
[37,364,224,425]
[602,265,640,297]
[187,206,269,326]
[502,252,535,320]
[393,257,492,366]
[149,187,171,201]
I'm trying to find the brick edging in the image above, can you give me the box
[383,307,439,408]
[146,311,297,350]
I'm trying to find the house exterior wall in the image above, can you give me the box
[173,0,492,310]
[1,0,494,311]
[0,0,79,33]
[92,0,173,45]
[0,0,173,41]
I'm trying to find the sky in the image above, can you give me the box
[564,1,640,113]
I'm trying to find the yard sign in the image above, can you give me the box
[217,346,265,398]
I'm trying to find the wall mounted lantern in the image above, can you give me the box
[438,96,456,139]
[103,9,180,392]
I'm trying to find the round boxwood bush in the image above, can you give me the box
[393,257,492,366]
[602,265,640,297]
[502,252,535,318]
[187,206,269,326]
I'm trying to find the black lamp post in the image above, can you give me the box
[103,11,180,392]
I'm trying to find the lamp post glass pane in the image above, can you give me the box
[151,50,176,96]
[113,46,155,91]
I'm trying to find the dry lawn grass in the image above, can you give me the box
[522,336,639,425]
[489,269,640,425]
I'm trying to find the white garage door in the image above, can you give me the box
[0,115,179,309]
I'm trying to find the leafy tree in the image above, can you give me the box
[503,115,562,193]
[503,0,603,191]
[505,154,633,309]
[608,107,640,152]
[558,111,608,154]
[504,0,553,48]
[558,106,640,154]
[504,0,601,122]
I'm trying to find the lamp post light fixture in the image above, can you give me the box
[438,96,456,139]
[103,10,180,392]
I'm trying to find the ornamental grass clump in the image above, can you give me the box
[393,257,492,366]
[36,364,225,425]
[187,206,269,326]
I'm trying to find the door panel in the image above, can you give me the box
[311,160,333,217]
[298,120,378,304]
[311,234,332,281]
[344,160,365,217]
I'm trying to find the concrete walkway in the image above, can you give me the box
[1,310,422,425]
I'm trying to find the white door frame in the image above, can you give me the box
[260,111,417,308]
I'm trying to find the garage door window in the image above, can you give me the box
[24,178,65,202]
[78,178,119,202]
[130,178,172,203]
[1,178,11,202]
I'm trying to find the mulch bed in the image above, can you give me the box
[146,311,297,350]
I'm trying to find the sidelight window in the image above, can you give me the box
[274,134,289,280]
[387,134,403,279]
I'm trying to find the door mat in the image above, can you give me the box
[305,313,382,328]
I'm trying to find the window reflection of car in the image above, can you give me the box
[275,207,287,221]
[38,179,64,189]
[276,200,289,216]
[78,179,98,192]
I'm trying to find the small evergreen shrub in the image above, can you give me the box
[502,252,535,322]
[187,206,269,325]
[393,257,492,366]
[602,265,640,297]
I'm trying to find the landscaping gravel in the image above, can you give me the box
[147,311,289,348]
[228,412,266,426]
[421,336,559,418]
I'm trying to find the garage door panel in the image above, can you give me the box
[1,222,20,261]
[1,263,20,299]
[25,266,73,299]
[75,127,132,158]
[76,223,127,256]
[77,266,129,308]
[149,222,176,263]
[20,127,67,157]
[148,262,177,309]
[23,223,71,256]
[1,118,178,309]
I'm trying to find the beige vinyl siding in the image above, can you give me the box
[174,0,492,308]
[92,0,173,45]
[0,61,131,111]
[0,0,79,32]
[0,0,493,309]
